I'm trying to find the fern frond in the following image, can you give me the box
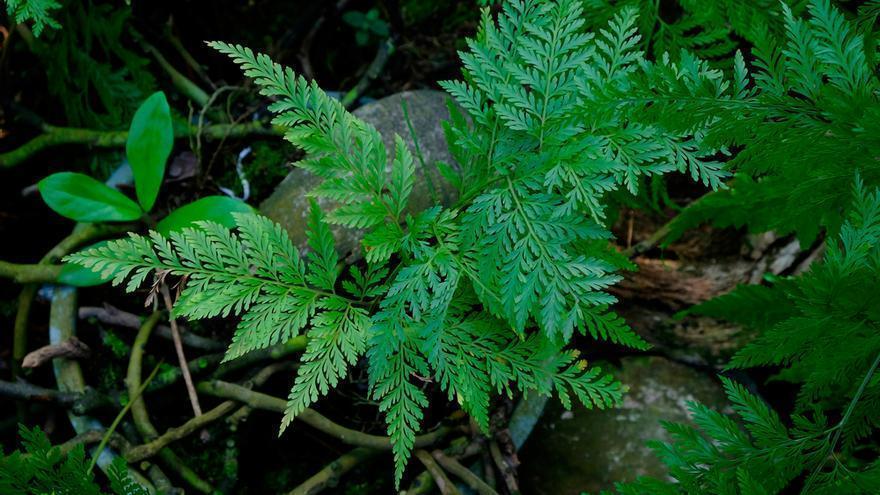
[282,299,370,431]
[0,425,147,495]
[65,214,350,363]
[4,0,61,36]
[209,42,413,250]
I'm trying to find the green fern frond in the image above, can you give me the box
[659,180,880,493]
[0,425,147,495]
[208,42,412,246]
[282,299,370,431]
[65,213,356,365]
[633,0,880,246]
[4,0,61,36]
[64,1,741,485]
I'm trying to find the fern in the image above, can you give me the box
[595,0,880,245]
[68,0,724,484]
[4,0,61,36]
[610,179,880,494]
[0,425,148,495]
[580,0,808,67]
[29,3,156,130]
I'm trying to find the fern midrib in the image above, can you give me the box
[505,176,564,274]
[103,255,362,308]
[537,12,562,149]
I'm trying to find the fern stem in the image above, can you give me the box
[402,99,439,205]
[803,349,880,491]
[160,283,205,418]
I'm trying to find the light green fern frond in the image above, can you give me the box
[209,42,414,261]
[65,212,366,376]
[4,0,61,36]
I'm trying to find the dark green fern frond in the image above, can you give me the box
[625,0,880,245]
[0,425,147,495]
[655,179,880,493]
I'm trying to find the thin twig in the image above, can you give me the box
[125,400,237,463]
[0,379,107,413]
[489,440,519,495]
[159,283,204,418]
[79,305,225,351]
[621,221,671,258]
[22,337,90,369]
[136,34,210,107]
[128,311,215,494]
[341,38,394,108]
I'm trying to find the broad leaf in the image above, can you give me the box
[38,172,142,222]
[156,196,254,235]
[127,91,174,211]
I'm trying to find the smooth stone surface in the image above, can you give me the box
[259,90,456,259]
[518,356,729,495]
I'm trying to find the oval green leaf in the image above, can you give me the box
[156,196,254,235]
[38,172,142,222]
[57,240,113,287]
[127,91,174,212]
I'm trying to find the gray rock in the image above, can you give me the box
[259,90,457,259]
[518,356,729,495]
[621,306,749,368]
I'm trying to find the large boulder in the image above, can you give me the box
[518,356,729,495]
[259,90,456,259]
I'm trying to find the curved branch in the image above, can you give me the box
[0,261,62,284]
[415,449,461,495]
[0,121,280,168]
[431,450,498,495]
[125,401,237,463]
[197,379,452,450]
[287,447,378,495]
